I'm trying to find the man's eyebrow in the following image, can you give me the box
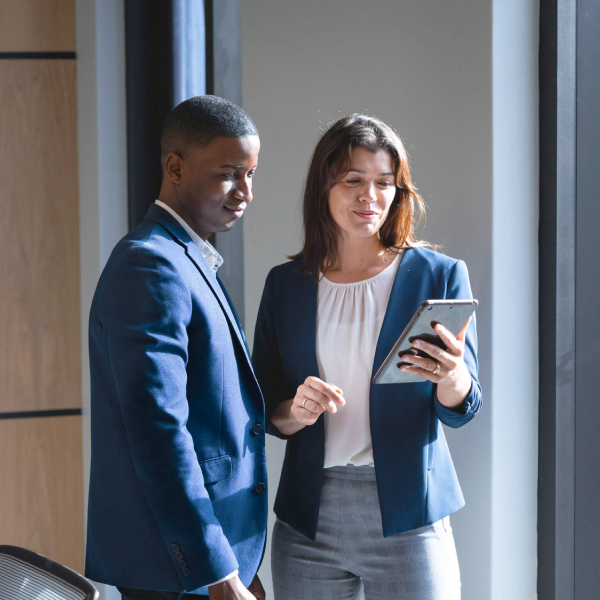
[347,168,395,176]
[219,163,259,169]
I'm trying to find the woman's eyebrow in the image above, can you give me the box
[347,168,394,176]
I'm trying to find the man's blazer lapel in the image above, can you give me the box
[145,204,252,368]
[216,275,251,356]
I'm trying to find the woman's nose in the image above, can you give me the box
[359,183,377,203]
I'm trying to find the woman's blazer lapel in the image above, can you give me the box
[285,267,321,383]
[283,265,325,462]
[371,248,431,382]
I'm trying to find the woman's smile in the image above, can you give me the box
[353,209,381,219]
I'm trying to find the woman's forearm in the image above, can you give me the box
[271,399,307,436]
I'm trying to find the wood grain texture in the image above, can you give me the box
[0,60,81,412]
[0,416,84,572]
[0,0,76,52]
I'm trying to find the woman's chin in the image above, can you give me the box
[341,224,382,240]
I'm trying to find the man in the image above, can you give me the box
[85,96,266,600]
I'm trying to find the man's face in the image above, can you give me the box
[166,135,260,240]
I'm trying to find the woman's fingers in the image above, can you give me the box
[292,377,345,426]
[302,397,326,414]
[306,376,345,406]
[301,387,337,414]
[398,362,441,382]
[400,353,440,374]
[455,317,471,342]
[433,323,465,356]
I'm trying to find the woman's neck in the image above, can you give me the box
[324,235,394,284]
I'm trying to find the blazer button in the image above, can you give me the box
[182,567,191,577]
[178,559,187,569]
[252,423,264,435]
[175,551,184,560]
[171,544,180,553]
[254,482,266,494]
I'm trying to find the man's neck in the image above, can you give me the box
[157,193,210,241]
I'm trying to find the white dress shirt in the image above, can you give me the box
[155,200,223,273]
[154,200,236,586]
[317,252,401,468]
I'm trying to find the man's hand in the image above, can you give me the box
[247,575,266,599]
[208,574,264,600]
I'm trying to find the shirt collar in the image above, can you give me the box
[155,200,223,273]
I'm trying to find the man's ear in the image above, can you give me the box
[165,152,184,184]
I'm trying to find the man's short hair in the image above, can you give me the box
[161,95,259,158]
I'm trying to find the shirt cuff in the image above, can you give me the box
[207,569,238,587]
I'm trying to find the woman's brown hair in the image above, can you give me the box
[290,114,427,275]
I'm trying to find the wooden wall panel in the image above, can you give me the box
[0,0,76,52]
[0,60,81,413]
[0,416,84,572]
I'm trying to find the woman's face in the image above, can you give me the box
[328,147,397,242]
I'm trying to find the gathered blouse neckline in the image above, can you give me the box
[320,250,403,288]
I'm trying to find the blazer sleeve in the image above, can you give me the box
[433,259,483,428]
[99,243,238,590]
[252,268,293,439]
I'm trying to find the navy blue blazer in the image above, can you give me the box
[85,204,267,594]
[252,247,482,540]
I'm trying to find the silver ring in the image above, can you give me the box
[302,397,308,409]
[433,363,441,375]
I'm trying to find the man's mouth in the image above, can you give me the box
[223,204,246,216]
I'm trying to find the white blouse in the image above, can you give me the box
[317,252,402,468]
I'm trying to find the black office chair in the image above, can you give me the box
[0,545,98,600]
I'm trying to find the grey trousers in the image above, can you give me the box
[272,465,461,600]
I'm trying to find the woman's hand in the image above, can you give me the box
[290,376,345,426]
[271,376,345,435]
[398,320,473,409]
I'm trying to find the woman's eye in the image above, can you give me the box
[346,179,361,184]
[379,181,393,187]
[220,173,235,180]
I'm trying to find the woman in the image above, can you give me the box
[252,114,482,600]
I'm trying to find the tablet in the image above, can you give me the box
[373,299,478,384]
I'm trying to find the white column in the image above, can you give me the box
[77,1,128,598]
[491,0,539,598]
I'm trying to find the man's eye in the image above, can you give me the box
[220,173,235,180]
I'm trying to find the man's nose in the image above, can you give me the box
[237,176,253,201]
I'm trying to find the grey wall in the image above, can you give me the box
[241,1,538,599]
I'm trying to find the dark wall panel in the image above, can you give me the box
[574,0,600,596]
[125,0,175,229]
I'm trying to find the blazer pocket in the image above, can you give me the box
[198,455,232,484]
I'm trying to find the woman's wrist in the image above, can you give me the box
[436,373,473,408]
[272,399,307,436]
